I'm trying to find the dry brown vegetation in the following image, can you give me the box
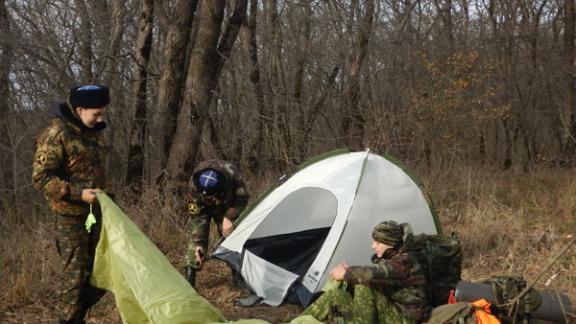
[2,0,576,322]
[1,165,575,323]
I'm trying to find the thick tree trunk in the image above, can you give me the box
[265,0,292,166]
[244,0,269,170]
[434,0,454,52]
[293,0,312,162]
[343,0,375,148]
[293,0,311,103]
[102,1,128,184]
[126,0,154,190]
[562,0,575,163]
[74,0,94,83]
[215,0,249,76]
[151,0,199,179]
[165,0,247,184]
[0,0,14,208]
[101,1,127,85]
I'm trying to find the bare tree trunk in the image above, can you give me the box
[215,0,249,76]
[344,0,375,148]
[434,0,454,52]
[299,66,339,156]
[166,0,247,184]
[562,0,575,163]
[74,0,94,83]
[101,1,127,85]
[293,0,312,162]
[461,0,469,46]
[245,0,267,170]
[293,0,311,102]
[102,1,128,185]
[0,0,14,209]
[266,0,292,166]
[151,0,199,180]
[126,0,154,190]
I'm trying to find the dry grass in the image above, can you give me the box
[427,167,576,308]
[1,166,575,323]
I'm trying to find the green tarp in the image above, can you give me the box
[90,193,321,324]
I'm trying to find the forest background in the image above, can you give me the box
[0,0,575,322]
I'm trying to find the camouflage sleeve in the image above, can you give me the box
[186,198,210,250]
[32,127,83,202]
[225,179,249,222]
[344,257,407,288]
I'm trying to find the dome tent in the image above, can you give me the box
[213,149,441,307]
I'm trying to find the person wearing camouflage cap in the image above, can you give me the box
[301,220,430,323]
[183,159,250,287]
[33,85,112,324]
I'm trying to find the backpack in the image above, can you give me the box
[481,276,542,323]
[406,232,463,307]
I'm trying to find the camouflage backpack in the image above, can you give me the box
[481,276,542,323]
[406,232,463,307]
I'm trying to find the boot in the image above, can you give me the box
[185,267,196,288]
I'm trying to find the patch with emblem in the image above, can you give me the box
[36,153,48,167]
[188,202,200,216]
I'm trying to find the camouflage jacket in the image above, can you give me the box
[343,250,429,321]
[187,159,249,221]
[33,102,110,216]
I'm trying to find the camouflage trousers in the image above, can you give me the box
[301,284,415,324]
[55,212,106,322]
[185,208,226,269]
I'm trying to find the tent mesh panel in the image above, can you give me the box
[244,227,330,277]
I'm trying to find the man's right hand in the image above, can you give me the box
[330,261,349,280]
[81,189,100,203]
[194,246,205,267]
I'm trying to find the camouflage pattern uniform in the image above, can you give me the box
[302,221,429,323]
[301,283,414,324]
[185,159,249,269]
[33,102,110,323]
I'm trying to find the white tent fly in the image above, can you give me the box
[213,149,440,307]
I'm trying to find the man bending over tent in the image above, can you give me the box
[183,159,250,287]
[301,220,431,323]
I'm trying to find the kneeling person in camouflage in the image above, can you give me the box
[184,159,249,287]
[302,220,431,324]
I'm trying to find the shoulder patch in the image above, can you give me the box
[36,152,48,167]
[188,202,200,216]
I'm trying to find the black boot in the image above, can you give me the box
[185,267,196,287]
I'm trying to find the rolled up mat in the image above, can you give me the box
[455,281,573,323]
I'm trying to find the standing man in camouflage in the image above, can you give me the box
[301,220,431,324]
[33,85,112,324]
[184,159,249,287]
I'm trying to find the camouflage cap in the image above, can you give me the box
[372,220,404,246]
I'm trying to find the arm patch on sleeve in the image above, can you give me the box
[188,202,200,216]
[36,152,48,167]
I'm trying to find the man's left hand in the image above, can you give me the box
[222,217,234,237]
[224,207,238,220]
